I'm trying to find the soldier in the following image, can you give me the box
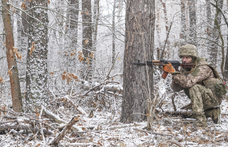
[163,44,226,127]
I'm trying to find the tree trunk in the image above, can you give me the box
[180,0,187,45]
[93,0,99,71]
[188,0,196,45]
[112,0,116,64]
[121,0,155,123]
[65,0,79,73]
[1,0,22,112]
[210,0,223,67]
[206,0,212,51]
[82,0,93,81]
[26,0,49,108]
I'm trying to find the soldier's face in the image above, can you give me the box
[182,56,193,63]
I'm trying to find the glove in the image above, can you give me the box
[163,62,175,74]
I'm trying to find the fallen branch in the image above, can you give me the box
[156,109,193,118]
[50,115,80,146]
[42,107,81,132]
[134,128,172,136]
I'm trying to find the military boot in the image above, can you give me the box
[205,107,221,124]
[194,115,207,127]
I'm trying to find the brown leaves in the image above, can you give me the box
[21,3,26,10]
[78,51,84,61]
[0,76,4,82]
[29,42,35,56]
[84,39,89,44]
[50,72,54,76]
[7,70,12,77]
[62,72,79,85]
[13,47,22,60]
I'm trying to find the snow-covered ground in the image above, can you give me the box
[0,93,228,147]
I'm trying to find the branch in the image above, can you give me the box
[50,115,80,146]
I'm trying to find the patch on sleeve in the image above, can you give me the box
[191,68,200,76]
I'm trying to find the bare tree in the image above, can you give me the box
[209,0,223,66]
[180,0,187,44]
[121,0,155,123]
[112,0,116,64]
[82,0,93,81]
[188,0,196,45]
[25,0,49,108]
[1,0,22,112]
[65,0,79,73]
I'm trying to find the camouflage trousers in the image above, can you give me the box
[188,84,220,122]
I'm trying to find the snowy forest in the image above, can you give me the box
[0,0,228,146]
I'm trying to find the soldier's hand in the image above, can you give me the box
[163,62,175,74]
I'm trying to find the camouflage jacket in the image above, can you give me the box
[171,58,215,92]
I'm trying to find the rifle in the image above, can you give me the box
[132,60,195,79]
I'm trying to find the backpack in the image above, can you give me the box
[203,65,227,98]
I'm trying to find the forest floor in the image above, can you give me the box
[0,93,228,147]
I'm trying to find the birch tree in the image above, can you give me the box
[1,0,22,112]
[121,0,155,123]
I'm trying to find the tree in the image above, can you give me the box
[82,0,93,81]
[209,0,223,67]
[1,0,22,111]
[188,0,196,45]
[180,0,187,44]
[65,0,79,73]
[25,0,49,108]
[121,0,155,123]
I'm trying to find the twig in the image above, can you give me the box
[106,52,119,79]
[171,93,177,111]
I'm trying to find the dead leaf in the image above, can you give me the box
[0,76,3,82]
[7,70,12,77]
[29,42,35,56]
[50,72,54,76]
[21,3,26,10]
[84,39,89,44]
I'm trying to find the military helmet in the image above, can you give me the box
[179,44,198,58]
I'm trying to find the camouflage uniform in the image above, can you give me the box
[171,44,222,126]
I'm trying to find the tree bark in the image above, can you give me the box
[112,0,116,64]
[1,0,22,112]
[121,0,155,123]
[26,0,49,107]
[209,0,223,67]
[82,0,93,81]
[188,0,196,45]
[180,0,187,45]
[65,0,79,73]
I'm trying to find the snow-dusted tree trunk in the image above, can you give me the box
[121,0,155,123]
[206,0,212,50]
[93,0,99,70]
[180,0,187,44]
[210,0,223,66]
[65,0,79,73]
[112,0,116,64]
[188,0,196,45]
[26,0,49,107]
[82,0,93,81]
[1,0,22,112]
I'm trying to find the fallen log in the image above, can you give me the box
[50,115,80,146]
